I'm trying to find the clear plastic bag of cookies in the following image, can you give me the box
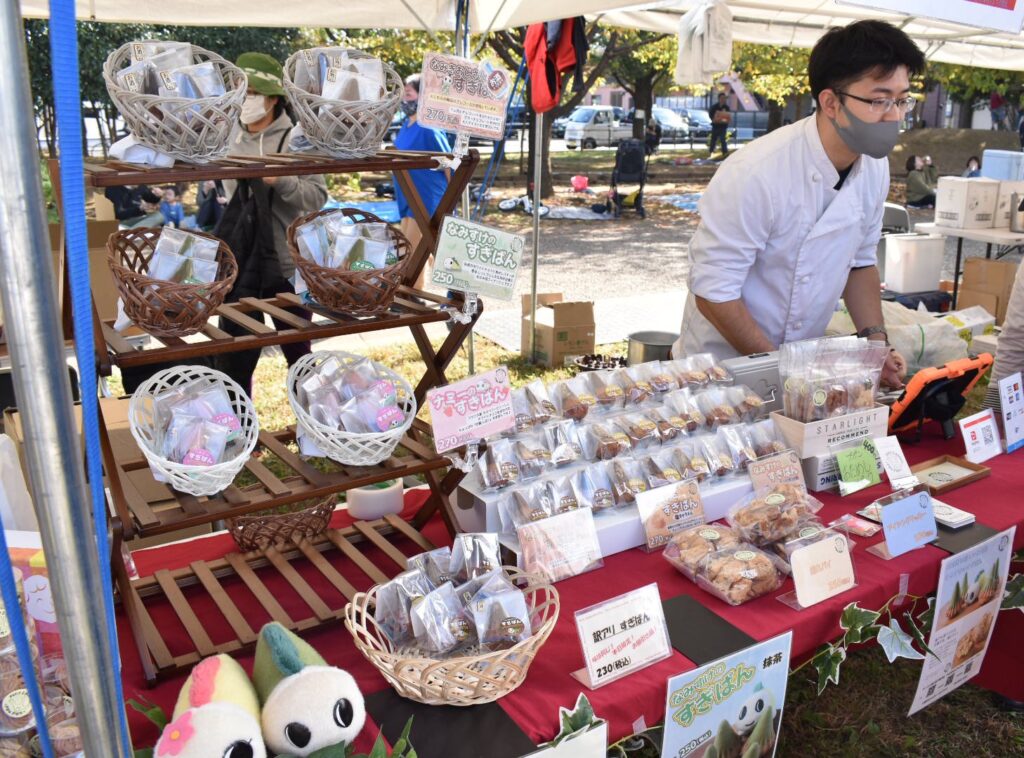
[497,486,551,535]
[646,407,688,442]
[585,369,626,412]
[614,412,661,451]
[671,441,711,483]
[579,421,632,461]
[726,484,822,546]
[609,458,649,504]
[572,464,617,512]
[641,450,686,489]
[662,523,741,580]
[695,544,784,606]
[664,389,706,432]
[696,387,740,429]
[552,376,596,422]
[524,379,557,425]
[749,419,788,458]
[648,361,680,394]
[699,435,736,479]
[728,384,768,422]
[719,425,758,472]
[478,439,520,490]
[411,582,475,654]
[613,366,654,406]
[514,432,552,481]
[544,419,583,467]
[766,515,831,566]
[450,533,502,583]
[690,352,734,386]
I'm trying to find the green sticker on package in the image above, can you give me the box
[835,439,881,496]
[432,216,524,300]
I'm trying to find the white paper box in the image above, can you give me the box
[941,305,996,344]
[995,181,1024,227]
[934,177,999,230]
[769,405,889,458]
[971,332,999,356]
[884,234,945,293]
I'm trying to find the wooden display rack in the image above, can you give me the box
[52,149,480,683]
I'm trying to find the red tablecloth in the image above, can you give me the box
[119,427,1024,751]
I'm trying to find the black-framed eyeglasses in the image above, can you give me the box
[836,91,917,115]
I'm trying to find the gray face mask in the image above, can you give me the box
[829,102,900,159]
[400,99,418,117]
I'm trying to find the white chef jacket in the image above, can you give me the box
[674,115,888,360]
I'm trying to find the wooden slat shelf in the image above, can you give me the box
[107,418,448,538]
[100,287,463,369]
[83,149,455,187]
[125,516,434,681]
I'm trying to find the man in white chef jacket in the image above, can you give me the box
[675,20,923,388]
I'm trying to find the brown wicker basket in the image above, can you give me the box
[286,208,409,316]
[227,497,335,552]
[107,228,238,338]
[343,567,559,706]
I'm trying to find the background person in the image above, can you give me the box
[104,184,165,228]
[962,156,981,178]
[708,92,731,158]
[159,186,185,228]
[905,154,938,208]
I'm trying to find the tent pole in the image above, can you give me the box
[455,5,475,373]
[530,110,543,363]
[0,0,129,754]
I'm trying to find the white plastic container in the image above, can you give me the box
[345,479,404,520]
[884,234,946,293]
[981,149,1024,181]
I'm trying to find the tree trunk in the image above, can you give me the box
[630,76,655,140]
[956,100,973,129]
[526,107,555,199]
[793,93,805,123]
[767,101,783,132]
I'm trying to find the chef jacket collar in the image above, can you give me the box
[802,113,862,189]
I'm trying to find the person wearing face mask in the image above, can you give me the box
[212,52,328,397]
[392,73,451,289]
[962,156,981,178]
[673,20,924,390]
[905,154,938,208]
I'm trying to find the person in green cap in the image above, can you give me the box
[213,52,328,397]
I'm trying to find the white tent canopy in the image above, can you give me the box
[20,0,650,31]
[599,1,1024,70]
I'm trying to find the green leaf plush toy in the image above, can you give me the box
[253,623,366,757]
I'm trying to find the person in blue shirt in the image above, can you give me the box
[393,73,451,288]
[159,185,186,228]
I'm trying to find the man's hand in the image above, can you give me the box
[262,175,279,186]
[880,349,907,390]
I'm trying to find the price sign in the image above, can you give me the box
[433,217,524,301]
[789,531,856,607]
[573,583,671,689]
[834,439,881,495]
[998,372,1024,454]
[872,436,919,490]
[748,450,805,495]
[634,480,705,550]
[426,367,514,453]
[419,53,512,140]
[878,489,938,558]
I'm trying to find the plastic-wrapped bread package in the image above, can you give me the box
[662,523,742,580]
[689,352,734,386]
[671,441,711,483]
[407,547,453,587]
[411,582,474,654]
[728,384,768,423]
[498,486,551,536]
[609,458,648,504]
[695,545,784,605]
[726,484,823,547]
[544,420,583,467]
[579,421,632,461]
[749,419,788,458]
[449,533,502,583]
[543,476,581,515]
[469,573,532,652]
[477,439,520,490]
[645,407,688,442]
[552,376,596,421]
[718,425,758,472]
[523,379,556,426]
[641,450,686,489]
[572,464,617,512]
[664,389,706,433]
[699,434,736,480]
[696,387,740,430]
[514,433,552,482]
[373,568,436,645]
[648,361,680,394]
[613,366,654,406]
[584,370,625,412]
[614,412,661,452]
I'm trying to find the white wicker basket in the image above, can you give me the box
[283,49,402,158]
[129,366,259,496]
[287,351,416,466]
[103,43,246,163]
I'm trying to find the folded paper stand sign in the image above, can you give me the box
[521,293,595,368]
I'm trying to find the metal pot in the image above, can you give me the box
[1011,192,1024,233]
[627,331,678,365]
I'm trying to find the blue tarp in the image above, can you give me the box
[323,198,401,223]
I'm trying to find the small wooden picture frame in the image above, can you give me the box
[910,455,991,495]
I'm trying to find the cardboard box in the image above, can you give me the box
[521,294,595,368]
[801,451,883,493]
[934,177,999,230]
[940,305,995,345]
[48,219,121,323]
[959,258,1018,324]
[995,181,1024,227]
[769,405,889,458]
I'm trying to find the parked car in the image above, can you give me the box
[627,107,690,143]
[552,115,570,138]
[676,108,713,138]
[564,105,632,149]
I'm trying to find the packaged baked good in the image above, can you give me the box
[690,352,733,386]
[615,413,660,451]
[696,545,783,606]
[662,523,741,579]
[671,357,710,389]
[450,533,501,583]
[696,388,740,429]
[580,422,632,461]
[407,547,453,587]
[470,575,532,651]
[553,377,596,421]
[478,439,520,490]
[671,441,711,483]
[498,488,549,534]
[510,388,535,433]
[585,370,625,411]
[374,568,436,645]
[572,464,616,512]
[699,435,736,479]
[524,380,556,425]
[614,367,653,406]
[544,420,583,467]
[411,582,474,654]
[610,459,648,504]
[544,477,580,514]
[727,485,822,546]
[767,516,830,564]
[647,361,679,394]
[749,419,788,458]
[719,426,757,471]
[641,451,685,489]
[664,390,706,432]
[453,569,501,608]
[515,434,551,481]
[728,385,768,423]
[646,407,687,442]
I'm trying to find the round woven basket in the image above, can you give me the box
[344,568,559,706]
[228,496,336,552]
[283,49,402,158]
[287,351,416,466]
[129,366,259,497]
[103,43,246,163]
[107,227,238,338]
[287,208,409,316]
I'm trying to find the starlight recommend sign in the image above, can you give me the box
[433,217,524,301]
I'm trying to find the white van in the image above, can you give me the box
[564,106,633,149]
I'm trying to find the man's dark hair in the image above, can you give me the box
[808,20,925,106]
[405,73,422,94]
[904,155,919,173]
[717,92,727,100]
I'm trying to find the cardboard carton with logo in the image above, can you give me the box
[940,305,995,345]
[995,180,1024,227]
[934,177,999,230]
[957,258,1017,324]
[521,294,595,368]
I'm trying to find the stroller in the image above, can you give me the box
[610,138,649,219]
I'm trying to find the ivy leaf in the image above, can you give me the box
[902,611,939,660]
[126,698,168,731]
[814,643,846,695]
[916,596,935,633]
[839,602,881,644]
[368,733,389,758]
[877,619,925,663]
[1002,574,1024,610]
[133,750,154,758]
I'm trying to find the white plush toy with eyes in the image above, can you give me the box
[733,682,774,737]
[253,623,366,758]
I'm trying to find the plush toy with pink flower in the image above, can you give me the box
[154,654,266,758]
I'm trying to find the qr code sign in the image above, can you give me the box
[982,425,994,446]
